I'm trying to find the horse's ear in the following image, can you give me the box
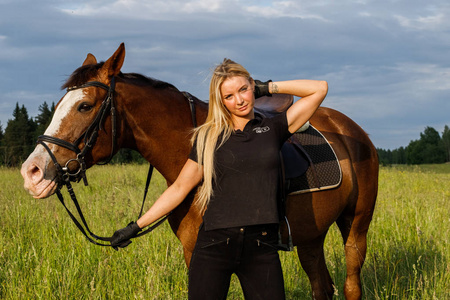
[82,53,97,66]
[103,43,125,77]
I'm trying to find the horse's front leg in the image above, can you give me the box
[169,197,202,268]
[174,224,198,268]
[182,247,194,267]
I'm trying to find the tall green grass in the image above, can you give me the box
[1,164,449,299]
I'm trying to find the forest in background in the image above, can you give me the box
[0,101,449,167]
[0,102,145,167]
[377,125,450,165]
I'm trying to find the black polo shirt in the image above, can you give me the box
[190,112,292,231]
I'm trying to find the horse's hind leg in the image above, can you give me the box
[336,209,372,300]
[297,232,334,300]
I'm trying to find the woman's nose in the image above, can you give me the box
[236,94,244,105]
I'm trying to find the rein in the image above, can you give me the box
[36,78,198,247]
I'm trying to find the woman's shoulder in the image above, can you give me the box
[257,111,288,126]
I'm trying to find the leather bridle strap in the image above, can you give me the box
[126,93,199,241]
[39,88,198,247]
[182,92,198,127]
[55,180,170,246]
[52,160,169,246]
[36,78,122,245]
[37,78,116,186]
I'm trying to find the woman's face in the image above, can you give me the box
[220,76,255,121]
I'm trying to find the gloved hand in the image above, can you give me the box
[111,221,141,250]
[253,79,272,99]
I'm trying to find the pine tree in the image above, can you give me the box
[0,122,4,144]
[2,103,36,166]
[34,101,55,140]
[0,122,4,166]
[442,125,450,162]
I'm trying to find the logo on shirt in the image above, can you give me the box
[253,126,270,134]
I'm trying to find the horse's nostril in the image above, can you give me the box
[28,164,43,183]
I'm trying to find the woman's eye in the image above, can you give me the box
[78,103,93,112]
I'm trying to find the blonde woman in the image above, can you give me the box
[111,59,328,299]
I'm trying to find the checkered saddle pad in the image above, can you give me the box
[282,125,342,195]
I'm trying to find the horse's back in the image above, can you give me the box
[311,107,378,167]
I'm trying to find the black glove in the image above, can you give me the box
[111,221,141,250]
[253,79,272,99]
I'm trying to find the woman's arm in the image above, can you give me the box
[270,80,328,133]
[136,159,203,228]
[110,159,203,249]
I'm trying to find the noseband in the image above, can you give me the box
[37,77,117,187]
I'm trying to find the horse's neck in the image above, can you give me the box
[119,85,206,183]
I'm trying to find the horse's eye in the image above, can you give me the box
[78,103,93,112]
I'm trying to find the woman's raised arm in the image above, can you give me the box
[270,80,328,133]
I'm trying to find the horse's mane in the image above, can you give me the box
[61,62,178,91]
[122,73,179,91]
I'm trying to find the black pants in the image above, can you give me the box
[188,223,285,300]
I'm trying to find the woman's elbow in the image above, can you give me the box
[319,80,328,95]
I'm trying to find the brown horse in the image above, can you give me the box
[21,43,378,300]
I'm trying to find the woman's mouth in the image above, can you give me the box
[238,104,248,111]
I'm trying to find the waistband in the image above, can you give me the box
[201,223,279,234]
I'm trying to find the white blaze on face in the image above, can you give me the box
[21,88,88,198]
[44,89,86,136]
[28,89,87,160]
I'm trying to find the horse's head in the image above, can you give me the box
[21,43,126,199]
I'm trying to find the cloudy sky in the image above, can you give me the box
[1,0,449,149]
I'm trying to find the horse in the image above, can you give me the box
[21,43,378,300]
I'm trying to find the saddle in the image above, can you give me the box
[253,94,342,251]
[254,95,342,195]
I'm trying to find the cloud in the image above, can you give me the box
[324,61,450,147]
[0,0,449,150]
[58,0,236,20]
[55,0,341,22]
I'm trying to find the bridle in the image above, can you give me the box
[35,78,198,247]
[38,78,117,187]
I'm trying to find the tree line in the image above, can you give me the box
[1,102,449,167]
[377,126,450,165]
[0,102,144,167]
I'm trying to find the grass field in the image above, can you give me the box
[0,164,449,299]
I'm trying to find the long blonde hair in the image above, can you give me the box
[192,58,253,213]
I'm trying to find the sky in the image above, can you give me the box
[0,0,449,150]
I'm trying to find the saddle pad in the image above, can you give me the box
[286,125,342,195]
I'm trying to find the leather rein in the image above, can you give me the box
[36,77,197,247]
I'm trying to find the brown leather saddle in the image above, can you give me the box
[255,95,342,195]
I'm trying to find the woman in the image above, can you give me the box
[111,59,328,299]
